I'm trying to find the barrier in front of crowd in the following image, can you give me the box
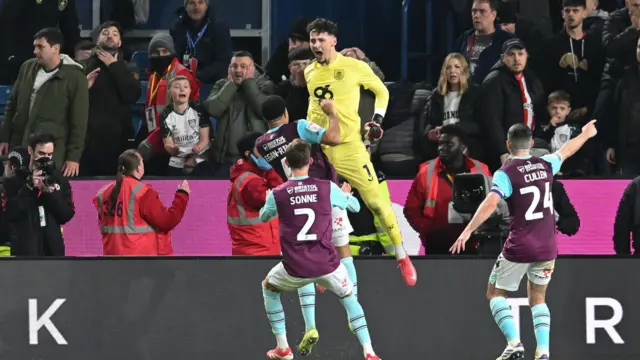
[0,257,633,359]
[64,179,627,256]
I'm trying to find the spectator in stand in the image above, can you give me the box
[160,76,211,177]
[137,33,200,176]
[584,0,610,37]
[94,149,190,256]
[265,16,311,84]
[204,51,273,178]
[594,0,640,152]
[170,0,232,84]
[454,0,514,84]
[74,40,95,61]
[0,28,88,177]
[404,125,491,255]
[420,53,482,161]
[478,38,547,170]
[275,46,314,121]
[613,174,640,254]
[497,0,548,74]
[545,0,604,127]
[0,0,80,85]
[606,36,640,176]
[227,132,282,255]
[81,21,141,177]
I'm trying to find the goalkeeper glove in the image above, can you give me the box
[364,114,384,141]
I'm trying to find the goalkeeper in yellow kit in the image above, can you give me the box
[304,18,416,286]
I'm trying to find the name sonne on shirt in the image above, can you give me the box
[290,194,318,205]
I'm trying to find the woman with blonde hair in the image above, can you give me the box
[419,53,483,160]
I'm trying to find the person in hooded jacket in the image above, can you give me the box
[583,0,610,38]
[227,132,283,255]
[170,0,232,84]
[478,38,547,171]
[0,28,88,177]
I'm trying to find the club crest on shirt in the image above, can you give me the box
[187,118,197,131]
[36,0,43,4]
[58,0,68,11]
[559,134,568,143]
[334,69,344,80]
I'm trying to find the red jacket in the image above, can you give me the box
[228,158,283,255]
[404,156,491,254]
[143,58,201,155]
[94,176,189,255]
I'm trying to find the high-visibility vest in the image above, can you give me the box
[227,171,280,255]
[94,177,159,255]
[422,157,490,218]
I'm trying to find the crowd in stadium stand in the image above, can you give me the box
[0,0,639,179]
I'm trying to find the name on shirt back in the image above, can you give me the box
[261,136,287,162]
[517,162,547,183]
[286,183,319,205]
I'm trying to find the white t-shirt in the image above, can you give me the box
[443,91,462,125]
[161,106,210,168]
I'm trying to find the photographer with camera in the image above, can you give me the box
[0,133,75,256]
[404,125,491,255]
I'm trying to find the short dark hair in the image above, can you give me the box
[306,18,338,36]
[507,124,533,151]
[288,46,314,63]
[28,132,56,150]
[473,0,499,11]
[261,95,286,122]
[439,125,469,147]
[562,0,586,8]
[74,39,95,52]
[232,50,254,61]
[285,139,311,170]
[98,20,123,34]
[237,132,263,159]
[548,90,571,105]
[34,28,64,48]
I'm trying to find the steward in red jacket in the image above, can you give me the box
[94,149,189,255]
[228,132,283,255]
[404,125,491,254]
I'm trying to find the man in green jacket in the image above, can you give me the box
[204,50,273,178]
[0,28,88,176]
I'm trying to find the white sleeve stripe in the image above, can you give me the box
[374,108,386,118]
[490,185,505,198]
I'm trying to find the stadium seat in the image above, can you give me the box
[0,85,12,114]
[131,51,150,79]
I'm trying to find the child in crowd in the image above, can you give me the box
[160,75,211,176]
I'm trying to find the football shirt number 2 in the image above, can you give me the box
[294,208,317,241]
[520,182,553,221]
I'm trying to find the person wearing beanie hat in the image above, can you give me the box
[136,32,201,176]
[170,0,232,83]
[265,17,311,83]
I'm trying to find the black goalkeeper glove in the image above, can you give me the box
[364,114,384,141]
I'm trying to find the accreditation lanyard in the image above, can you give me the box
[186,23,209,54]
[148,63,174,103]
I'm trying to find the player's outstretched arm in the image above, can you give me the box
[450,192,502,254]
[556,119,598,162]
[259,190,278,222]
[329,182,360,213]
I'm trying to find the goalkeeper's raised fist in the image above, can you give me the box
[364,114,384,141]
